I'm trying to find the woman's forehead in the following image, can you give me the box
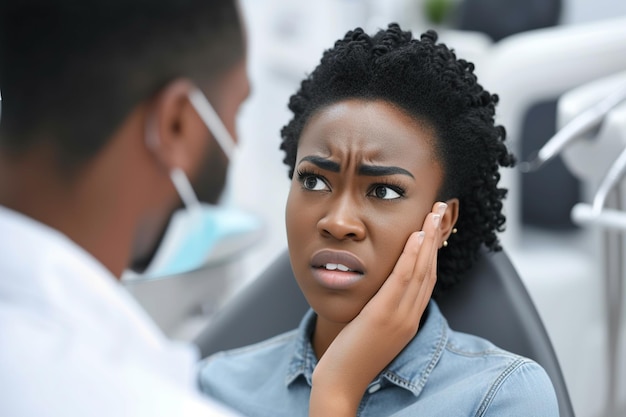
[297,99,439,165]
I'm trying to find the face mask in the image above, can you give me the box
[123,88,261,281]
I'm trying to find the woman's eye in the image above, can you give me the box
[302,175,328,191]
[371,185,402,200]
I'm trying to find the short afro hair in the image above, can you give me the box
[280,24,515,297]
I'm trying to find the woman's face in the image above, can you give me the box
[286,99,444,325]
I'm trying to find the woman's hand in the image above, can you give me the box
[309,202,447,416]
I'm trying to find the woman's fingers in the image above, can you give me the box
[402,202,446,313]
[386,229,424,286]
[377,202,445,316]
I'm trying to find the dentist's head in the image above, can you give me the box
[0,0,249,278]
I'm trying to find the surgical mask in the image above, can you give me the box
[123,88,260,281]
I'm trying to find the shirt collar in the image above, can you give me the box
[285,308,318,387]
[284,300,449,397]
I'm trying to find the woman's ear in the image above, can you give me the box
[439,198,460,248]
[146,78,209,175]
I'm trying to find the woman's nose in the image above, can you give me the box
[317,197,366,241]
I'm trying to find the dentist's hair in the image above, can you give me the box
[0,0,243,172]
[280,24,515,297]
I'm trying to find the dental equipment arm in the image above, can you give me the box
[519,84,626,173]
[571,144,626,229]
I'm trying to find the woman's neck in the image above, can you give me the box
[311,306,431,360]
[312,316,348,359]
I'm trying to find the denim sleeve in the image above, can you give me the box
[195,354,223,396]
[479,360,560,417]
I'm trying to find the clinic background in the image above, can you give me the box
[77,1,626,417]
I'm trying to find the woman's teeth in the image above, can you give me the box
[324,263,351,272]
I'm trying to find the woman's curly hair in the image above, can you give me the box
[280,24,515,297]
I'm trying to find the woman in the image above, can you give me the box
[198,25,559,416]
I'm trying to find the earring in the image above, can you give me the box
[443,228,456,248]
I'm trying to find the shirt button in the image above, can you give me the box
[367,382,382,394]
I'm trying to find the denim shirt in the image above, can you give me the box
[198,301,558,417]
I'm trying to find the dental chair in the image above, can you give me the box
[194,247,575,417]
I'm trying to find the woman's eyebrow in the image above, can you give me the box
[297,155,340,172]
[358,164,415,179]
[298,155,414,178]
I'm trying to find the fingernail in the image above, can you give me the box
[416,231,425,245]
[437,202,447,216]
[432,214,441,228]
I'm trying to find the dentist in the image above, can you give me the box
[0,1,441,416]
[0,1,249,416]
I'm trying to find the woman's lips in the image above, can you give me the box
[310,250,365,289]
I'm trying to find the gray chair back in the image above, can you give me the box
[194,247,574,417]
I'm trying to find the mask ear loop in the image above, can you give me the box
[169,168,202,213]
[145,109,202,213]
[187,87,236,160]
